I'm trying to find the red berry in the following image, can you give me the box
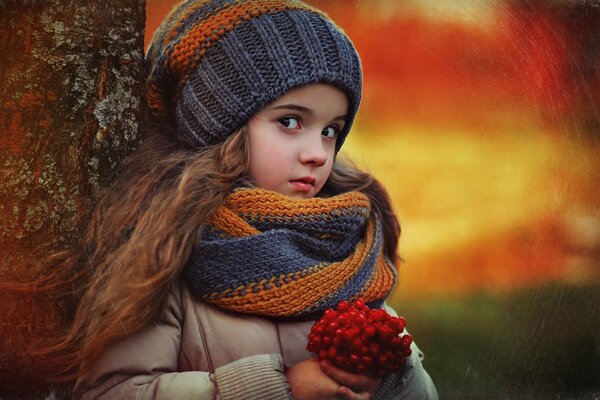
[392,316,406,332]
[354,313,367,327]
[328,346,337,359]
[313,324,324,335]
[364,325,376,337]
[323,309,336,321]
[379,325,394,340]
[369,342,380,355]
[369,309,386,322]
[343,327,360,342]
[353,298,366,309]
[337,301,350,312]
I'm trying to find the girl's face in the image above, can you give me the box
[247,83,348,198]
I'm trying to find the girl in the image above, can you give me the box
[32,1,438,399]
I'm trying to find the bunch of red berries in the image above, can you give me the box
[307,298,412,377]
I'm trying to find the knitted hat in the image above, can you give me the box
[145,0,362,151]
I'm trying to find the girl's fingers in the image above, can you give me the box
[337,386,371,400]
[321,360,381,392]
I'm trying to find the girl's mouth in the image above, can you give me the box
[290,177,315,191]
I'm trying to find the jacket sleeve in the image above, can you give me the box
[72,284,292,400]
[372,304,439,400]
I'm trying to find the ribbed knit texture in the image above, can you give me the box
[182,188,397,319]
[213,354,291,400]
[145,0,362,151]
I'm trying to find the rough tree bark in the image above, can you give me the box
[0,1,145,398]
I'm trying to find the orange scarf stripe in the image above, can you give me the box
[224,190,371,220]
[209,206,260,237]
[359,256,397,301]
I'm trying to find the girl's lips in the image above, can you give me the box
[290,177,315,192]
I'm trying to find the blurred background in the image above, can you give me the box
[147,1,600,398]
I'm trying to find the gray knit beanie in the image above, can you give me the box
[145,0,362,151]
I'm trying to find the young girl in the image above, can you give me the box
[33,1,438,398]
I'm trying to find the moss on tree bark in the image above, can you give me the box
[0,1,145,398]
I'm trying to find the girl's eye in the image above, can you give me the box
[279,117,300,129]
[322,126,339,139]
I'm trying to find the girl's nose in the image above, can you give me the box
[299,133,327,167]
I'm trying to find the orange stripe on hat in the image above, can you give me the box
[168,1,323,98]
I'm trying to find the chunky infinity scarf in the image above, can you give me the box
[182,188,397,320]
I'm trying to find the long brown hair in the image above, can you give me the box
[11,126,401,382]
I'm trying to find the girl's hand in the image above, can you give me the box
[320,359,383,398]
[285,358,376,400]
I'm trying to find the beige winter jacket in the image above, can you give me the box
[73,283,438,400]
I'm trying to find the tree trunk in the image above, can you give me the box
[0,1,145,398]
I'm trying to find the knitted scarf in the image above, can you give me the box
[182,188,397,320]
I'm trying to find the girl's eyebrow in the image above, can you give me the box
[271,104,312,113]
[270,104,347,121]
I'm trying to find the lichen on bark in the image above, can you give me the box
[0,1,146,397]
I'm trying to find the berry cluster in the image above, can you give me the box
[307,299,412,377]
